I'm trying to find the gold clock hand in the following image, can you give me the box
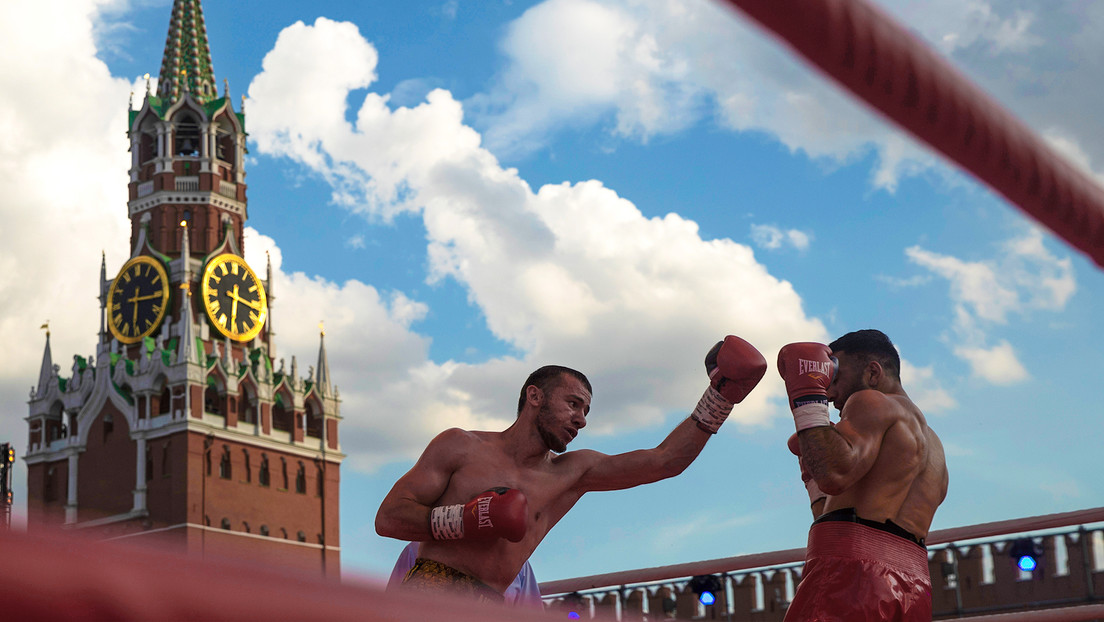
[226,288,262,311]
[230,284,240,328]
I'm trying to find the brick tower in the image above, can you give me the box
[23,0,343,577]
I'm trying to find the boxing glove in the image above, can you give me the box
[430,487,528,542]
[777,342,836,432]
[692,336,768,434]
[788,433,826,507]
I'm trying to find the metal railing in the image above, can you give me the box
[539,507,1104,621]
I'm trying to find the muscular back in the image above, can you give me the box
[818,391,949,539]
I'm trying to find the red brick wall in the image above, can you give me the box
[77,403,137,522]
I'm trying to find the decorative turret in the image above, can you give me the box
[315,324,332,398]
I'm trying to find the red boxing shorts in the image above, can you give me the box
[785,514,931,621]
[401,558,505,605]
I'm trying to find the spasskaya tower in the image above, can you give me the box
[24,0,343,577]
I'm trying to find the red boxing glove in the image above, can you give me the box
[430,487,528,543]
[692,336,767,434]
[787,433,826,507]
[777,342,836,432]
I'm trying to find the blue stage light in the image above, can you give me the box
[698,591,716,606]
[689,574,722,607]
[567,612,580,620]
[1017,554,1037,572]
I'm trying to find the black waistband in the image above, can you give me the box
[813,508,925,548]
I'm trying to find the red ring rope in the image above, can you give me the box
[721,0,1104,269]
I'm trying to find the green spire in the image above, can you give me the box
[156,0,217,103]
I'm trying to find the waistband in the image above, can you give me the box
[806,520,931,579]
[402,558,505,603]
[814,507,926,547]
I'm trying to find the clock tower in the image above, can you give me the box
[24,0,344,577]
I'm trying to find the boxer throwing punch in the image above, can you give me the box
[778,330,948,622]
[375,336,767,602]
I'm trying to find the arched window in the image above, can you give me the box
[297,531,306,543]
[44,466,56,502]
[161,442,171,477]
[242,521,251,534]
[102,412,114,443]
[158,385,172,416]
[174,113,200,156]
[204,379,223,416]
[295,462,306,494]
[260,525,270,537]
[280,457,289,490]
[272,396,291,433]
[242,450,251,483]
[259,454,270,487]
[305,401,323,438]
[280,528,288,539]
[220,517,231,530]
[316,467,324,497]
[219,446,231,479]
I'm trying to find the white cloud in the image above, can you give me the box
[0,0,133,449]
[953,341,1029,385]
[246,16,829,465]
[899,359,957,414]
[750,224,811,252]
[905,228,1073,384]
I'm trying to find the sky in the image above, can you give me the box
[1,0,1102,586]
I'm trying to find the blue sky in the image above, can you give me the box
[2,0,1102,585]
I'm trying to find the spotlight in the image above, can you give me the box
[1009,538,1042,574]
[689,574,722,606]
[562,592,585,619]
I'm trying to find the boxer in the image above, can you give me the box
[778,330,948,622]
[375,336,767,600]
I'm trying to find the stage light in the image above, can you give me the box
[689,574,722,607]
[1009,538,1042,574]
[562,591,585,619]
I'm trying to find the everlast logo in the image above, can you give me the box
[799,358,832,377]
[476,496,493,529]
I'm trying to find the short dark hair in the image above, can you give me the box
[517,365,592,414]
[828,329,901,381]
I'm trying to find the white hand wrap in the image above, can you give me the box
[691,386,734,434]
[430,504,464,540]
[791,396,831,431]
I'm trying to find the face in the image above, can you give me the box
[534,375,591,453]
[825,351,868,412]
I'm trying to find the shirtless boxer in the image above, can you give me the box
[374,335,767,602]
[778,330,949,622]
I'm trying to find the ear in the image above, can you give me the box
[525,385,544,407]
[865,360,884,388]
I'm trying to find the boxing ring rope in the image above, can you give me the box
[719,0,1104,270]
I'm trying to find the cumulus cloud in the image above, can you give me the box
[246,16,828,465]
[0,0,134,447]
[904,228,1074,383]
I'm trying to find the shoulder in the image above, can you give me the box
[421,428,489,461]
[840,390,911,427]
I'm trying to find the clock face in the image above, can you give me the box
[201,253,268,342]
[107,255,171,344]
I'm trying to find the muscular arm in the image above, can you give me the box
[798,391,891,495]
[573,417,711,493]
[375,428,467,542]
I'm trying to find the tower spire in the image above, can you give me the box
[315,322,332,397]
[156,0,217,103]
[36,323,54,398]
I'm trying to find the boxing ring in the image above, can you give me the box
[5,0,1104,619]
